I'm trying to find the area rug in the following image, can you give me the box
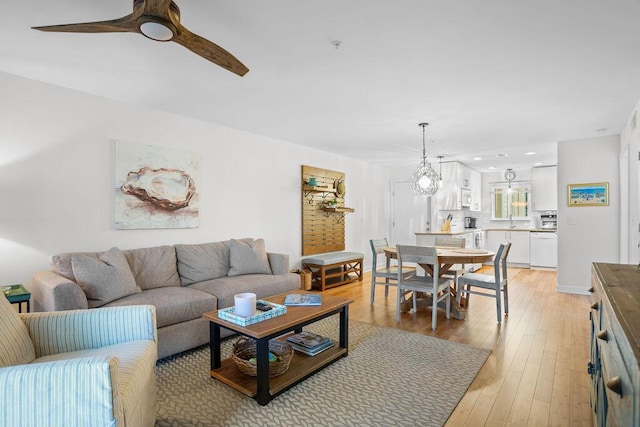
[155,318,490,427]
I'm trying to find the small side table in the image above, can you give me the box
[2,284,31,313]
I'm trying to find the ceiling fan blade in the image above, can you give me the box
[32,14,139,34]
[173,26,249,76]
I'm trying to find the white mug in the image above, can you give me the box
[234,293,257,317]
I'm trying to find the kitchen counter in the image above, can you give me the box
[415,230,479,236]
[416,228,556,235]
[482,228,556,233]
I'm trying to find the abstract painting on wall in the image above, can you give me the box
[115,141,200,229]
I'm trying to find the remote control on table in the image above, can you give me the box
[256,302,273,311]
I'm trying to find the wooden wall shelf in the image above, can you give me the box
[320,207,355,213]
[301,165,353,256]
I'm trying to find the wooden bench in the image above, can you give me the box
[302,252,364,291]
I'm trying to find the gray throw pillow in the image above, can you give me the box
[228,239,272,276]
[72,247,142,308]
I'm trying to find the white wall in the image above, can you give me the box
[619,103,640,264]
[557,135,620,294]
[0,72,391,286]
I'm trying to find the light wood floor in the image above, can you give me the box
[323,267,592,426]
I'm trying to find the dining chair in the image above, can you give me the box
[458,242,512,323]
[369,238,416,304]
[396,245,452,330]
[434,236,466,303]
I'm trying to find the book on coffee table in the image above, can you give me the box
[287,331,330,348]
[289,340,335,356]
[284,294,321,306]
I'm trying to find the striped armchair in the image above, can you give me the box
[0,295,158,427]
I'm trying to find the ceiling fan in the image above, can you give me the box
[32,0,249,76]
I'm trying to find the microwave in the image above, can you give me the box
[461,188,472,208]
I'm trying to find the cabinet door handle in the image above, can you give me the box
[606,377,622,395]
[590,301,599,310]
[597,330,608,341]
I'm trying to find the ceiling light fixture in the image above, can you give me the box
[473,157,483,161]
[525,152,536,155]
[410,123,440,196]
[437,155,444,187]
[139,18,176,41]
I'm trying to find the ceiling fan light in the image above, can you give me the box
[140,21,174,41]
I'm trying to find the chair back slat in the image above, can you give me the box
[370,238,389,255]
[397,245,439,276]
[492,243,511,284]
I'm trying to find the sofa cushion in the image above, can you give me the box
[0,295,36,367]
[174,241,230,285]
[123,246,180,290]
[51,251,98,281]
[103,287,216,328]
[190,273,300,309]
[228,239,272,277]
[175,238,253,286]
[72,247,142,308]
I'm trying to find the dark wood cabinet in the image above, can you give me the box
[590,263,640,426]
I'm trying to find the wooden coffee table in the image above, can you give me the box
[203,292,353,405]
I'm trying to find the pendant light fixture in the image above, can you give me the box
[410,123,440,196]
[505,168,516,194]
[437,155,444,187]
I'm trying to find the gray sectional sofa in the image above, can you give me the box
[30,238,300,359]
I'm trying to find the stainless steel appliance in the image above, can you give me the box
[540,213,557,230]
[464,216,477,229]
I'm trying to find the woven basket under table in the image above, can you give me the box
[231,337,293,377]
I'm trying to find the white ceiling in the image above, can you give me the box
[3,1,640,172]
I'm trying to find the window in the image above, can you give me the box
[491,182,530,220]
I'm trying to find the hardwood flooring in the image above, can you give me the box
[323,267,592,426]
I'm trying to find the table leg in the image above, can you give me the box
[339,305,349,355]
[255,338,271,405]
[210,323,221,371]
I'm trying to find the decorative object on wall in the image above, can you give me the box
[32,0,249,76]
[568,182,609,207]
[115,141,200,229]
[301,165,354,255]
[410,123,440,196]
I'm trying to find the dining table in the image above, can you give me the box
[383,246,495,320]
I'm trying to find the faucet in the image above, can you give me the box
[509,214,516,229]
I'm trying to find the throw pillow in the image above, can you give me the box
[72,247,142,308]
[228,238,272,276]
[0,295,36,367]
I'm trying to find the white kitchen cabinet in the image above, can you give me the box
[469,169,482,212]
[485,230,530,265]
[437,162,480,211]
[531,166,557,211]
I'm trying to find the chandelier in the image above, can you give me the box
[409,123,440,196]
